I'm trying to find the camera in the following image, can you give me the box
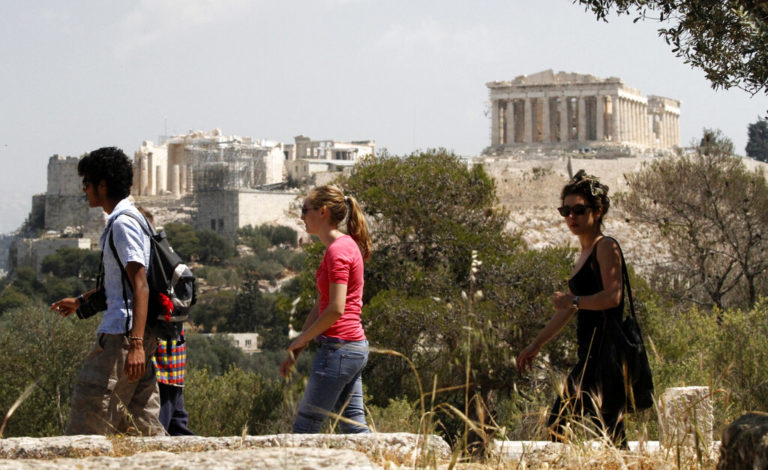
[76,287,107,319]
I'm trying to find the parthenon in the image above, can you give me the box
[486,70,680,153]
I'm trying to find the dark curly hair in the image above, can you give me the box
[78,147,134,201]
[561,169,610,226]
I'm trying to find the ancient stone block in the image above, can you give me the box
[658,386,713,458]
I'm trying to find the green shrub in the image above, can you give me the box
[366,396,420,433]
[184,366,291,435]
[643,297,768,436]
[0,302,98,437]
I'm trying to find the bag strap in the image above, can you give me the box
[600,236,636,320]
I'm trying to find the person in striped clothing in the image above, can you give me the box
[153,331,194,435]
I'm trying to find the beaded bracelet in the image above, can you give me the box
[128,336,144,342]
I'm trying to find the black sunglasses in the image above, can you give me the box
[558,204,591,217]
[301,205,316,216]
[82,178,91,191]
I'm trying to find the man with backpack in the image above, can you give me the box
[50,147,165,436]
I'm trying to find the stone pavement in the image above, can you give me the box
[0,433,451,469]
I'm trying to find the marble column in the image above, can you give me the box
[596,95,605,141]
[674,114,680,147]
[139,156,148,196]
[632,101,639,145]
[634,101,641,145]
[541,97,551,142]
[156,165,164,195]
[559,97,568,142]
[505,100,515,145]
[611,96,619,142]
[524,98,533,143]
[147,154,155,196]
[490,100,500,146]
[180,164,187,194]
[641,103,648,146]
[577,96,586,141]
[171,164,181,197]
[187,164,194,193]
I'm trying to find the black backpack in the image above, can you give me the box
[107,211,196,340]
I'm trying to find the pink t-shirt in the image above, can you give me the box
[316,235,366,341]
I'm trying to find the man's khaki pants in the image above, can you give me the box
[65,332,164,436]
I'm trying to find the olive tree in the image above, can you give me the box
[619,131,768,309]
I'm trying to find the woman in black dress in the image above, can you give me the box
[516,170,627,446]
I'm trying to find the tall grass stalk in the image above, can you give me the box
[0,379,40,438]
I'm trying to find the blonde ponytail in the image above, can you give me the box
[307,185,373,261]
[345,195,372,261]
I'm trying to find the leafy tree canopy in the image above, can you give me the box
[746,117,768,161]
[39,247,100,280]
[575,0,768,95]
[618,129,768,309]
[163,222,200,262]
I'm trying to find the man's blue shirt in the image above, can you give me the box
[98,198,151,335]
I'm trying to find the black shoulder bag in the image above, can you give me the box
[614,242,655,412]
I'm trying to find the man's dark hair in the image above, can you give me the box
[78,147,134,200]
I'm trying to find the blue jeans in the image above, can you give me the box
[292,338,370,434]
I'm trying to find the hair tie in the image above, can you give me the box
[570,169,605,198]
[344,195,350,203]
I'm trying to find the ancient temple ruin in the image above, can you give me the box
[486,70,680,154]
[132,129,286,197]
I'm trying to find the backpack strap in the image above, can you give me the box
[105,211,152,336]
[107,230,132,336]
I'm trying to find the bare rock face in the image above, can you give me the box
[0,433,450,469]
[717,412,768,470]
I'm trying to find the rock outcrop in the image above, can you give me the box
[717,412,768,470]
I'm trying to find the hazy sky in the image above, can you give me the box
[1,0,765,233]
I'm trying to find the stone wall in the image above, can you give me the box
[46,155,81,196]
[43,195,104,237]
[237,190,300,234]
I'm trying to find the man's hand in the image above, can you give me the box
[50,297,78,318]
[125,341,146,381]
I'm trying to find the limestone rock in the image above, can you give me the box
[716,412,768,470]
[0,433,450,469]
[0,448,377,470]
[658,386,714,459]
[0,435,112,459]
[118,433,451,465]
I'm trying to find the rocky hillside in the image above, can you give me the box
[484,154,768,274]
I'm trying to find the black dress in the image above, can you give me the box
[546,236,627,446]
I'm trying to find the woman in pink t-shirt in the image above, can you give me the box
[280,185,373,433]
